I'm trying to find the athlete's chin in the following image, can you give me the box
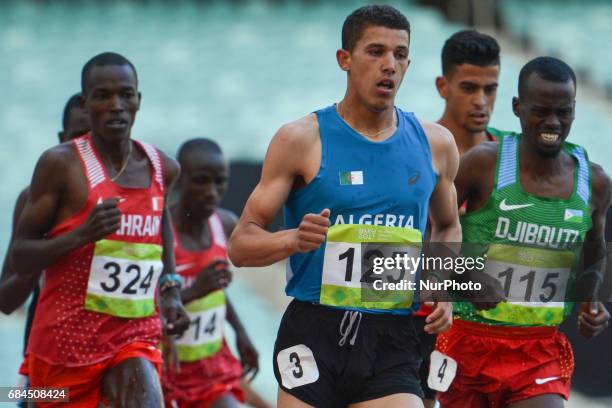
[466,123,488,133]
[368,96,395,112]
[535,144,563,158]
[96,128,131,143]
[192,205,215,219]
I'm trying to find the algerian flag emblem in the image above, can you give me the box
[564,209,583,223]
[339,171,363,185]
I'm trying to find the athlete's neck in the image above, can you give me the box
[519,141,568,179]
[336,97,397,141]
[173,203,212,245]
[90,132,132,172]
[438,114,487,155]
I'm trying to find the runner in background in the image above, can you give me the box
[162,138,270,408]
[416,29,502,408]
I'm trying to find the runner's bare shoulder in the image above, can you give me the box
[419,120,453,146]
[460,141,498,175]
[270,113,320,153]
[216,208,239,236]
[266,113,320,176]
[30,142,80,188]
[418,120,457,174]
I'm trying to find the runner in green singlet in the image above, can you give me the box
[436,57,611,408]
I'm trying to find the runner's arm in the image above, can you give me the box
[229,119,320,267]
[577,164,611,338]
[419,122,459,333]
[221,210,260,377]
[226,295,248,336]
[226,296,259,379]
[454,142,497,213]
[424,122,461,243]
[0,188,39,314]
[160,153,180,279]
[578,164,611,300]
[11,147,119,276]
[158,152,190,335]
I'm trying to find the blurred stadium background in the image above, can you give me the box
[0,0,610,406]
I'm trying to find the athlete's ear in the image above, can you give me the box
[435,76,447,99]
[337,48,350,72]
[136,92,142,111]
[512,96,520,118]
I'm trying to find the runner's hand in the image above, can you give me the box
[236,330,259,381]
[578,302,610,339]
[160,288,190,336]
[294,209,330,253]
[424,301,453,334]
[76,198,122,244]
[186,260,232,300]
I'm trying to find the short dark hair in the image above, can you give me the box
[177,138,223,166]
[441,30,500,76]
[61,93,82,131]
[342,4,410,51]
[518,56,576,98]
[81,52,138,93]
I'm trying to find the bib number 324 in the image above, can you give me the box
[85,241,163,318]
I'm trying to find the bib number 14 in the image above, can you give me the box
[176,310,221,344]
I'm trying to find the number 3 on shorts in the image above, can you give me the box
[276,344,319,389]
[427,350,457,392]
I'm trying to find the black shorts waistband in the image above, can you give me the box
[288,299,416,324]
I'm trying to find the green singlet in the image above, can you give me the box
[455,132,592,326]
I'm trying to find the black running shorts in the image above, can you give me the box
[273,300,424,407]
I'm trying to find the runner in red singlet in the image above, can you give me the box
[11,53,189,407]
[162,138,268,408]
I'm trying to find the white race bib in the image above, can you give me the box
[427,350,457,392]
[320,224,421,309]
[175,290,226,362]
[276,344,319,389]
[85,239,163,318]
[478,244,574,325]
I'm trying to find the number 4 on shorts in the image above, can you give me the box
[276,344,319,389]
[427,350,457,392]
